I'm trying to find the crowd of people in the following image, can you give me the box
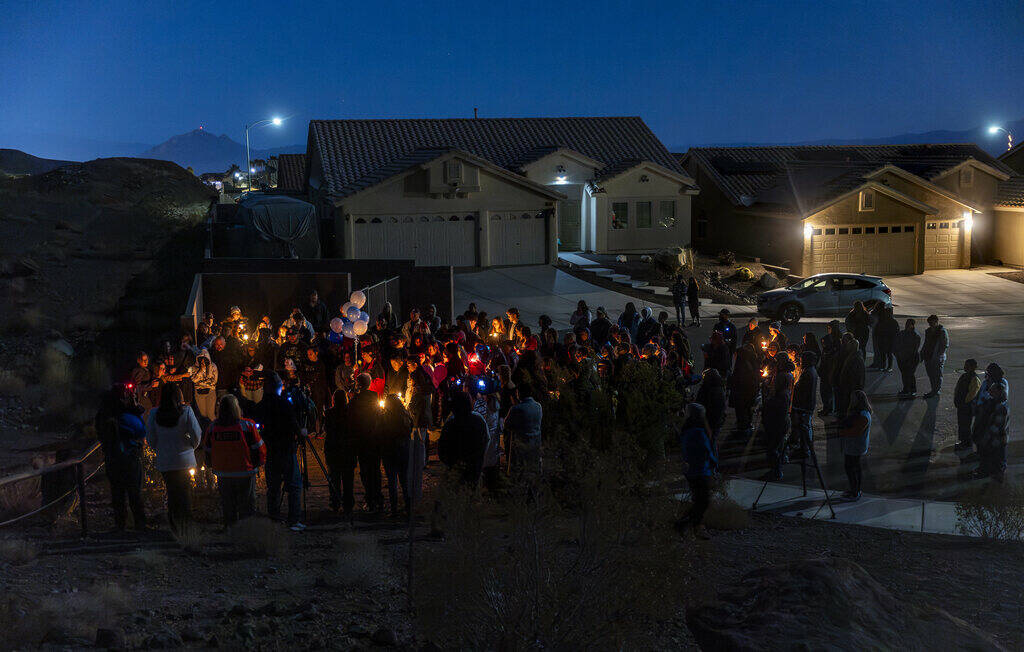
[92,288,1010,540]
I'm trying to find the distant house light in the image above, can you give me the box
[555,176,568,184]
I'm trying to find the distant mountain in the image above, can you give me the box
[137,128,305,174]
[0,148,76,175]
[673,118,1024,158]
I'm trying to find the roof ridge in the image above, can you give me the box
[309,116,644,123]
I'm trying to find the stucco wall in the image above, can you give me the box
[993,209,1024,267]
[932,166,1002,263]
[593,168,692,252]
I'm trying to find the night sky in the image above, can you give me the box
[3,0,1023,159]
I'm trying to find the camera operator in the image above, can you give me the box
[253,372,306,531]
[95,383,148,531]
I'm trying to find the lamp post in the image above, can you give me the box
[244,116,283,189]
[988,125,1014,151]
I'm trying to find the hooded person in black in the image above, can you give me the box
[323,389,357,514]
[845,301,871,358]
[762,354,795,480]
[873,305,899,372]
[729,340,761,434]
[818,320,842,416]
[695,368,727,446]
[253,372,304,529]
[438,392,489,485]
[790,351,819,459]
[894,318,921,397]
[836,335,865,418]
[349,373,384,512]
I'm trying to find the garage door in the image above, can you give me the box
[352,213,477,266]
[490,211,548,266]
[924,219,963,270]
[810,223,917,275]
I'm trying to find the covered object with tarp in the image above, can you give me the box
[213,193,320,258]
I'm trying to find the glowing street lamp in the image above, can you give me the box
[988,125,1014,151]
[244,116,284,188]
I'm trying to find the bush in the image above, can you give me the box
[228,517,289,557]
[717,250,736,265]
[956,483,1024,540]
[733,266,755,281]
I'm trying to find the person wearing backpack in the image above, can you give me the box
[95,383,148,531]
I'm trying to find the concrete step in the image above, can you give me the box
[645,286,673,296]
[608,274,631,282]
[589,268,615,276]
[629,280,649,289]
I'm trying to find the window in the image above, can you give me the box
[658,200,676,228]
[940,222,950,229]
[444,160,463,184]
[851,227,862,234]
[865,226,875,234]
[838,227,849,235]
[824,228,836,235]
[812,228,823,235]
[891,226,901,233]
[927,222,937,229]
[960,167,973,188]
[611,202,628,230]
[878,226,889,233]
[859,189,875,211]
[636,201,652,228]
[904,225,914,232]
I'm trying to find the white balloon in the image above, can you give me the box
[350,290,366,309]
[340,301,353,318]
[359,311,370,323]
[353,320,369,336]
[345,305,362,321]
[341,322,355,338]
[329,318,344,334]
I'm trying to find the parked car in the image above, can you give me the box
[757,273,892,324]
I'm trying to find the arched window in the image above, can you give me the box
[403,216,414,223]
[491,214,502,221]
[432,215,444,222]
[419,216,430,223]
[354,217,366,224]
[370,217,382,223]
[521,213,531,220]
[389,216,398,223]
[448,215,460,221]
[464,215,475,221]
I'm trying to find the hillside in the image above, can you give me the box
[0,149,76,176]
[137,129,305,174]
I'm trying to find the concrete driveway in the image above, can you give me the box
[456,264,1024,501]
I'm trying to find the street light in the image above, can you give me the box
[988,125,1014,151]
[244,116,284,189]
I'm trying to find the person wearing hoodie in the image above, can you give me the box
[146,383,203,535]
[845,301,871,358]
[676,402,717,540]
[974,381,1009,481]
[636,306,660,346]
[188,349,218,422]
[95,383,148,531]
[836,334,866,418]
[790,351,819,460]
[618,302,640,342]
[872,305,900,372]
[702,330,732,380]
[817,321,842,416]
[695,369,727,445]
[323,389,358,514]
[686,277,701,326]
[729,341,761,435]
[589,308,612,350]
[952,359,982,451]
[920,315,950,399]
[893,319,921,398]
[762,353,795,480]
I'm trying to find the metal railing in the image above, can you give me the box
[0,442,104,537]
[362,275,400,320]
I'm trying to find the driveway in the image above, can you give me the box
[456,264,1024,501]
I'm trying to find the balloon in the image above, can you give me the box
[345,305,362,321]
[359,311,370,323]
[341,322,355,338]
[340,301,353,318]
[353,320,368,336]
[350,290,366,309]
[329,318,344,334]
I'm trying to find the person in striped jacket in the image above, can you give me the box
[202,394,267,527]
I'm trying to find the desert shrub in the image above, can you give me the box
[228,517,289,557]
[733,266,755,281]
[0,538,38,564]
[717,250,736,265]
[956,483,1024,540]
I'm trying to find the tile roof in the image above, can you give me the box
[996,177,1024,208]
[681,144,1014,213]
[308,117,691,198]
[276,153,306,193]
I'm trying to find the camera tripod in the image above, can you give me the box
[750,410,836,519]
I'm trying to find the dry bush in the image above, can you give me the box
[332,534,388,589]
[0,371,26,397]
[228,517,289,557]
[415,443,693,649]
[0,580,131,646]
[956,483,1024,540]
[174,520,213,554]
[0,538,38,564]
[678,478,750,531]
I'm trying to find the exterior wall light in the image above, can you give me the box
[804,223,814,237]
[963,211,973,230]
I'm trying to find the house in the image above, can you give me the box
[991,141,1024,266]
[679,144,1014,276]
[275,153,307,194]
[303,117,698,267]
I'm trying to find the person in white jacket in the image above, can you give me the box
[146,383,202,534]
[189,349,218,421]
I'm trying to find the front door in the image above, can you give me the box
[558,199,582,251]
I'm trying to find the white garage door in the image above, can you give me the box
[924,219,963,270]
[489,211,548,266]
[810,223,917,275]
[352,213,477,266]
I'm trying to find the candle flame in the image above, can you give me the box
[761,367,770,377]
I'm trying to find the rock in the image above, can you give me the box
[686,558,1003,651]
[640,254,652,263]
[144,629,183,649]
[94,627,125,649]
[371,627,399,646]
[652,246,686,273]
[758,271,779,289]
[615,254,627,263]
[46,339,74,357]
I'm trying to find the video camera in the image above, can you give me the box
[467,373,499,395]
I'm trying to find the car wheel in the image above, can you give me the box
[781,303,803,325]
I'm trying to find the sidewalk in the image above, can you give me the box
[682,477,963,536]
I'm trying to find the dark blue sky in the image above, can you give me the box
[3,0,1022,159]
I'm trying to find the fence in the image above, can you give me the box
[0,442,104,537]
[362,276,401,321]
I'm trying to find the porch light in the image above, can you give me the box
[963,212,973,230]
[555,176,568,184]
[804,223,814,237]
